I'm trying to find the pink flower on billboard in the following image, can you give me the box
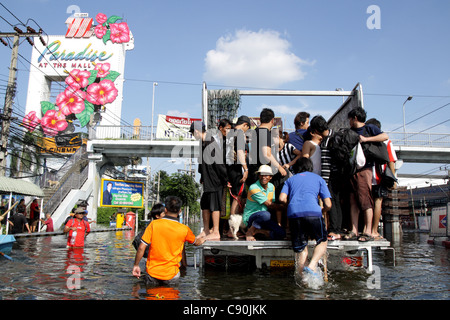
[96,13,108,24]
[22,111,40,132]
[41,110,68,137]
[65,69,91,90]
[110,22,130,43]
[86,79,118,105]
[56,88,86,116]
[94,24,108,39]
[21,12,128,137]
[94,63,111,78]
[94,13,132,44]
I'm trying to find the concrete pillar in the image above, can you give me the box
[383,214,402,243]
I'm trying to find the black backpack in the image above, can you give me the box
[132,230,149,259]
[328,128,360,176]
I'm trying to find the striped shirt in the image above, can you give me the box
[278,142,297,173]
[320,129,334,183]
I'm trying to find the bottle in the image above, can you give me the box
[70,228,77,246]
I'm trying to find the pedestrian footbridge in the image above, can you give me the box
[86,125,450,164]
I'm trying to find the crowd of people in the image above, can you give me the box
[185,106,396,275]
[189,107,397,241]
[0,198,54,234]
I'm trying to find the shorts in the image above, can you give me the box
[227,165,247,199]
[289,216,327,253]
[144,272,180,286]
[350,167,374,211]
[200,189,223,212]
[372,184,388,199]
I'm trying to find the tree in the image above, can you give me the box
[158,171,201,217]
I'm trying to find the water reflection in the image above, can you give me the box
[0,230,448,300]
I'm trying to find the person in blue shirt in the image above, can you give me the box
[288,111,310,152]
[279,157,331,278]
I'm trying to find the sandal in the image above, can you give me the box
[327,233,341,241]
[343,231,357,241]
[373,234,386,241]
[357,233,374,242]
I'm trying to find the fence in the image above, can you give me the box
[386,132,450,148]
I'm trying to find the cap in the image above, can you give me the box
[256,165,273,176]
[236,115,251,126]
[189,121,205,133]
[74,207,85,214]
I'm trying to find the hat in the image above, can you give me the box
[74,207,85,214]
[189,121,205,133]
[256,165,273,176]
[236,115,251,126]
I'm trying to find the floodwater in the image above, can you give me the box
[0,226,449,301]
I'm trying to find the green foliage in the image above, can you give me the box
[96,207,118,225]
[158,171,201,217]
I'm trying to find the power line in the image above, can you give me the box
[388,101,450,132]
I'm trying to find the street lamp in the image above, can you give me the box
[151,82,158,140]
[402,95,413,138]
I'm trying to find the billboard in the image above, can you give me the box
[100,178,144,208]
[23,13,134,138]
[156,114,201,140]
[430,205,448,237]
[38,133,86,154]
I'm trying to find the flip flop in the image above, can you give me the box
[343,231,357,241]
[357,233,374,242]
[328,233,341,241]
[303,266,320,278]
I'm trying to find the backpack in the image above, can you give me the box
[132,230,149,259]
[360,126,390,165]
[328,128,360,176]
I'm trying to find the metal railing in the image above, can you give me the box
[386,132,450,148]
[39,145,88,189]
[43,162,89,215]
[89,126,450,149]
[89,125,154,140]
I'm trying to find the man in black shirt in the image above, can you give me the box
[190,121,227,241]
[8,205,31,234]
[247,108,287,186]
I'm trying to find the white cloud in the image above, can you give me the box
[204,29,312,88]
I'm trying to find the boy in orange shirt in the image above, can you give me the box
[132,196,205,286]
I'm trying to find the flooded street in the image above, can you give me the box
[0,228,448,300]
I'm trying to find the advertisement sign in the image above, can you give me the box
[24,13,134,131]
[156,114,201,140]
[430,206,448,237]
[100,178,144,208]
[249,117,283,131]
[38,134,86,154]
[448,203,450,237]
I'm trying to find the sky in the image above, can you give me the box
[1,0,449,186]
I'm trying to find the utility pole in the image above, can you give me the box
[0,28,46,176]
[144,158,151,220]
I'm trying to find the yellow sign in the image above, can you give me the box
[270,260,294,268]
[38,136,86,154]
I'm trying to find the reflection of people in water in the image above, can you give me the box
[103,182,113,205]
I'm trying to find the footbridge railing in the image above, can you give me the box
[89,126,450,149]
[385,132,450,148]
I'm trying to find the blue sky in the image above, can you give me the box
[1,0,449,182]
